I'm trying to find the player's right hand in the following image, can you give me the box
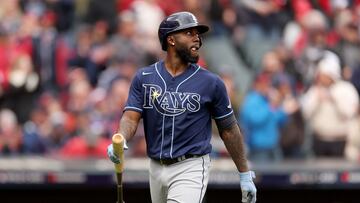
[107,144,120,164]
[107,141,128,164]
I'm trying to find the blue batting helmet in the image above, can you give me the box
[158,11,209,51]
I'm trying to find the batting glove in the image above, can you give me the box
[107,141,128,164]
[239,171,257,203]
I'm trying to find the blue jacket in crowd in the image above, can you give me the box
[240,90,288,151]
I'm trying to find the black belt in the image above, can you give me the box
[152,154,201,166]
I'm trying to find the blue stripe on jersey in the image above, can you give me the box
[160,114,165,159]
[175,64,201,92]
[155,62,167,90]
[124,106,143,112]
[214,110,234,120]
[155,62,167,159]
[170,64,201,158]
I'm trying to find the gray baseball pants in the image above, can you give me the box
[149,154,211,203]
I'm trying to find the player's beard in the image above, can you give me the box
[175,44,199,64]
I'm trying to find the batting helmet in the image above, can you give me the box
[158,11,209,51]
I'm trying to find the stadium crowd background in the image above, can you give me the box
[0,0,360,164]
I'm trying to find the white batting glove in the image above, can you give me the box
[239,171,257,203]
[106,140,128,164]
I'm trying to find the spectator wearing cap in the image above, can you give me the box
[301,56,359,157]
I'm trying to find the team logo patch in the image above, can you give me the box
[143,84,200,116]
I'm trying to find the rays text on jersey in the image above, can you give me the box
[142,84,201,116]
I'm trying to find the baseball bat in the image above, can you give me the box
[112,133,125,203]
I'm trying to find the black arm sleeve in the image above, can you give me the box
[215,113,238,136]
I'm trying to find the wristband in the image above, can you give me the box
[239,171,255,181]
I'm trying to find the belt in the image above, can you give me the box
[152,154,201,166]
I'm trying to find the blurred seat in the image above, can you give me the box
[239,26,279,72]
[202,36,254,95]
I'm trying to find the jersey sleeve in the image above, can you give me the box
[124,71,143,113]
[211,76,234,120]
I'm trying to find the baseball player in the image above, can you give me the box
[107,11,257,203]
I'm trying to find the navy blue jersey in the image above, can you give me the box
[124,60,233,159]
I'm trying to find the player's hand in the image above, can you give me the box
[107,141,128,164]
[239,171,257,203]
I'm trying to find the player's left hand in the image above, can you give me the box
[239,171,257,203]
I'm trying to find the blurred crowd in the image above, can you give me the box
[0,0,359,163]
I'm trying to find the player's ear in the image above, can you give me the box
[167,35,175,47]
